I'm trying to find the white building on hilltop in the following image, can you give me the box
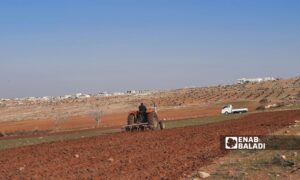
[75,93,91,98]
[237,77,276,84]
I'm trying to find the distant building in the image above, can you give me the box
[62,95,73,99]
[75,93,83,98]
[41,96,51,101]
[75,93,91,98]
[112,92,125,96]
[237,77,276,84]
[73,93,86,98]
[27,97,37,101]
[127,90,150,94]
[127,90,137,94]
[95,92,111,97]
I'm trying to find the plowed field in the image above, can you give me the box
[0,110,299,179]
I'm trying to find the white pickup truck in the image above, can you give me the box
[221,104,248,114]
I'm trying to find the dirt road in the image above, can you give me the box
[0,110,299,179]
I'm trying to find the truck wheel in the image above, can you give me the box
[225,112,229,115]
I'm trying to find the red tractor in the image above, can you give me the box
[124,109,165,131]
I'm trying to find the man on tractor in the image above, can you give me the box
[138,103,147,122]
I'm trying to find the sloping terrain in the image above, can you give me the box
[152,76,300,106]
[0,110,299,179]
[0,76,299,132]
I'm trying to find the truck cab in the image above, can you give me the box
[221,105,233,114]
[221,104,248,114]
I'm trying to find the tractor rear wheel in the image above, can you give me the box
[159,121,165,130]
[128,114,135,125]
[147,112,159,130]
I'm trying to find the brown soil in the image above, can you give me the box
[0,105,221,133]
[0,110,299,179]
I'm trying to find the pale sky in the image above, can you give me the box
[1,0,299,98]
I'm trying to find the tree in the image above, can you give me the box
[52,108,69,131]
[90,104,105,128]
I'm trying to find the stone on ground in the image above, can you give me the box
[198,171,210,178]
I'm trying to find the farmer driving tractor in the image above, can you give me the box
[124,102,165,131]
[138,103,147,122]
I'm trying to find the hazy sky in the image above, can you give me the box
[1,0,300,98]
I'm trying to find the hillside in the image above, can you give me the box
[0,76,299,132]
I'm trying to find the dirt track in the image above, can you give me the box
[1,110,300,179]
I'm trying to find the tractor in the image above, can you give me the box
[123,109,165,131]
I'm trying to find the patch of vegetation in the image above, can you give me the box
[275,103,300,111]
[165,114,245,129]
[259,98,269,104]
[212,160,247,179]
[4,129,50,137]
[0,128,120,150]
[256,105,266,111]
[206,149,300,179]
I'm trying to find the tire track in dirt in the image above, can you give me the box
[0,110,299,179]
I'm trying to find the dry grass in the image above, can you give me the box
[188,116,300,180]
